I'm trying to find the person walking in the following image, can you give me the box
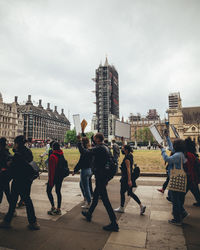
[73,137,93,209]
[158,138,188,226]
[0,137,12,206]
[184,137,200,206]
[114,144,146,215]
[46,142,65,215]
[112,139,120,171]
[0,135,40,230]
[78,133,119,232]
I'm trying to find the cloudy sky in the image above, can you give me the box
[1,0,200,129]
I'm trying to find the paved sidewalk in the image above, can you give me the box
[0,176,199,250]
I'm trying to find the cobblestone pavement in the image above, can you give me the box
[0,175,199,250]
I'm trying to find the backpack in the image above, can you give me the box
[29,161,40,181]
[131,164,140,182]
[194,157,200,181]
[55,154,70,178]
[104,146,118,181]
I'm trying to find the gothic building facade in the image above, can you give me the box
[0,93,23,143]
[167,92,200,144]
[93,57,119,139]
[17,95,70,144]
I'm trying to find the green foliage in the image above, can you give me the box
[136,127,154,143]
[65,129,77,144]
[85,132,94,139]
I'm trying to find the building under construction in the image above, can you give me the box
[93,58,119,139]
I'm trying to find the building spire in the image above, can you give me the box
[104,56,109,66]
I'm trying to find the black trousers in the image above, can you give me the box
[120,180,141,207]
[46,178,63,209]
[162,176,170,191]
[0,172,12,205]
[88,178,116,223]
[4,180,37,224]
[186,182,200,203]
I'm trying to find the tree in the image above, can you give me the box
[65,129,77,144]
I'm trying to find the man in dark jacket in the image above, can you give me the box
[0,135,40,230]
[78,133,119,232]
[0,137,12,206]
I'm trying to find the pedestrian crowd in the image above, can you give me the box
[0,129,199,232]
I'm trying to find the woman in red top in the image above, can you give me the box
[46,142,64,215]
[184,137,200,206]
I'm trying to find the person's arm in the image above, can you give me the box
[49,155,56,187]
[161,149,179,164]
[77,140,97,156]
[125,159,132,187]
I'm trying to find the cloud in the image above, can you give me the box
[0,0,200,129]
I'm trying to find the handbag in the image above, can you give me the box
[167,156,187,193]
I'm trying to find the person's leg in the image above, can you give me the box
[55,178,63,210]
[128,187,141,205]
[3,181,19,223]
[20,182,37,225]
[120,181,127,208]
[81,169,92,204]
[46,181,55,208]
[163,176,170,191]
[190,184,200,204]
[88,185,99,215]
[170,191,182,223]
[89,175,93,197]
[80,176,85,200]
[3,182,12,205]
[98,180,116,224]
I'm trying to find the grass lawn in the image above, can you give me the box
[30,147,167,172]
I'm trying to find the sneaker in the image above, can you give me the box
[182,211,190,220]
[157,188,164,194]
[193,202,200,207]
[16,201,25,209]
[81,203,91,209]
[82,211,92,222]
[103,222,119,232]
[114,207,124,213]
[28,222,40,230]
[140,206,146,215]
[54,209,62,215]
[47,208,57,215]
[168,219,182,226]
[0,220,11,229]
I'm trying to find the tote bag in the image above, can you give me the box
[168,156,187,193]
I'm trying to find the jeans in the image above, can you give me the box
[171,191,186,222]
[88,177,116,223]
[120,180,141,207]
[80,168,92,203]
[4,180,37,224]
[46,178,63,209]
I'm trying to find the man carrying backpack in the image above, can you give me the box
[47,142,68,215]
[78,133,119,232]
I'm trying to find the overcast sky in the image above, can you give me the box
[0,0,200,129]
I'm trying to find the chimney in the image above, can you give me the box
[54,106,57,112]
[61,108,64,115]
[26,95,33,105]
[38,99,43,108]
[47,103,51,110]
[14,96,18,103]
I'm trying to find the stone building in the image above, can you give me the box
[0,93,24,143]
[17,95,70,144]
[129,109,166,144]
[167,92,200,144]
